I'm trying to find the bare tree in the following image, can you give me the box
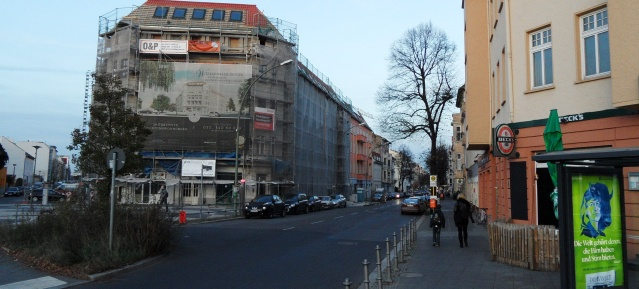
[397,146,414,192]
[377,22,458,173]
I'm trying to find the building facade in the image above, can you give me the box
[462,0,639,259]
[98,0,375,204]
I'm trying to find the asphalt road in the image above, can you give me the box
[73,199,420,289]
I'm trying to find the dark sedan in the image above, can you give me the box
[285,193,309,214]
[244,195,287,219]
[308,196,322,212]
[27,189,66,202]
[4,187,22,197]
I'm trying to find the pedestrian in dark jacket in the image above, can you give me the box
[454,193,474,248]
[430,204,445,246]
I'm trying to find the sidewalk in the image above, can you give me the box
[390,199,560,289]
[388,199,639,289]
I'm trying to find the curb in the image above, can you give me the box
[87,255,164,282]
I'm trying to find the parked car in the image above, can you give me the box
[401,197,426,215]
[27,189,66,202]
[4,187,22,197]
[285,193,309,214]
[372,193,387,203]
[319,196,334,209]
[332,194,347,208]
[244,195,286,218]
[308,196,322,212]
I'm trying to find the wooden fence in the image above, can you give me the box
[487,222,560,271]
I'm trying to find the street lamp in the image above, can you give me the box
[234,59,293,213]
[32,145,41,185]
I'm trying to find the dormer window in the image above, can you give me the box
[153,7,169,18]
[192,9,206,20]
[229,11,243,22]
[172,8,187,19]
[212,10,225,21]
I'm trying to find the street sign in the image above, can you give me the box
[106,148,126,171]
[430,175,437,187]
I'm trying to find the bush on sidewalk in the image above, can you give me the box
[0,199,175,278]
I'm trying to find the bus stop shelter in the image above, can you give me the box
[533,147,639,289]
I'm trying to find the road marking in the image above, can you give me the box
[334,216,344,219]
[350,212,358,215]
[282,227,295,231]
[0,276,66,289]
[311,220,324,224]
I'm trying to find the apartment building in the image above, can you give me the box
[462,0,639,260]
[98,0,373,204]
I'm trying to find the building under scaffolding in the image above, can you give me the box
[95,0,367,205]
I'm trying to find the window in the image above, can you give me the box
[212,10,225,21]
[192,9,206,20]
[153,7,169,18]
[229,11,243,22]
[580,8,609,77]
[530,27,553,88]
[172,8,187,19]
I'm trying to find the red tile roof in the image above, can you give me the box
[143,0,265,26]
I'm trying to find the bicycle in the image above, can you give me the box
[472,206,488,225]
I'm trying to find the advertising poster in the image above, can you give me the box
[181,159,216,177]
[254,107,275,131]
[138,61,252,117]
[572,173,624,289]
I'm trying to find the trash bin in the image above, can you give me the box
[179,210,187,224]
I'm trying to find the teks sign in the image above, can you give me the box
[139,39,188,55]
[493,124,516,157]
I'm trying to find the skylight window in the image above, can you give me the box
[192,9,206,20]
[172,8,187,19]
[153,7,169,18]
[212,10,225,21]
[229,11,243,22]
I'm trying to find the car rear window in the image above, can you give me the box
[404,199,418,204]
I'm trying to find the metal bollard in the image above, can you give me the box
[393,232,400,268]
[385,237,392,282]
[343,278,352,289]
[376,245,383,289]
[362,259,371,289]
[400,227,405,260]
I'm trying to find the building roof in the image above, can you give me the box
[120,0,269,31]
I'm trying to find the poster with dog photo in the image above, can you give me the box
[571,173,624,289]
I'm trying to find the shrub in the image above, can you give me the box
[0,199,175,277]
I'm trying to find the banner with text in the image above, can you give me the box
[572,173,624,289]
[139,39,188,54]
[254,107,275,131]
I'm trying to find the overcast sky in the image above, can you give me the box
[0,0,464,163]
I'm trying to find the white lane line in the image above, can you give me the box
[350,212,359,215]
[311,220,324,224]
[334,216,344,219]
[0,276,66,289]
[282,227,296,231]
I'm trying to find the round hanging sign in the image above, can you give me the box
[495,124,516,156]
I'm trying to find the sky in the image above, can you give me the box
[0,0,464,163]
